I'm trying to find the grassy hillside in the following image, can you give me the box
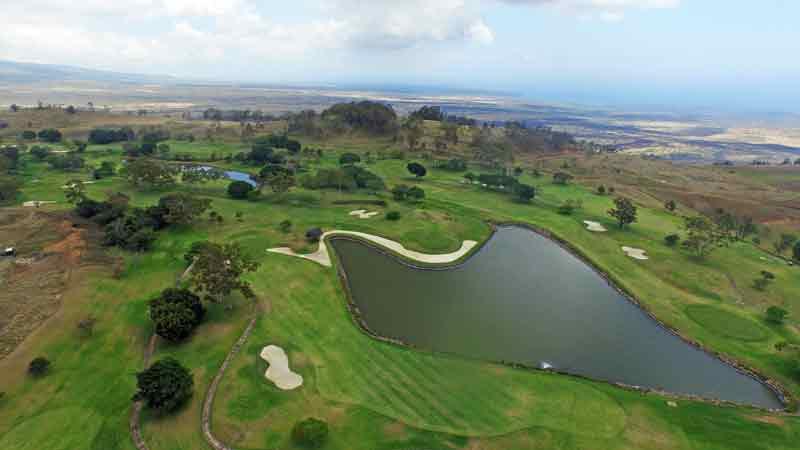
[0,111,799,450]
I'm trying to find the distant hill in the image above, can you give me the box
[0,60,173,84]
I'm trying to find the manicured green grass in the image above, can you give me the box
[686,305,771,342]
[1,138,799,450]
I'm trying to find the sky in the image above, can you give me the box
[1,0,798,111]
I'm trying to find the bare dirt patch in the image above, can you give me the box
[0,209,109,359]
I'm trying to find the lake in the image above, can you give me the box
[331,226,782,409]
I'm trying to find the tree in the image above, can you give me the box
[682,216,728,259]
[557,199,582,215]
[392,184,410,201]
[664,234,680,247]
[407,162,427,178]
[124,159,176,189]
[133,357,194,413]
[291,418,329,448]
[28,357,51,377]
[153,193,211,227]
[464,172,476,183]
[753,270,776,291]
[386,211,401,221]
[93,161,115,179]
[37,128,62,143]
[608,197,637,229]
[20,130,36,140]
[189,242,259,303]
[227,180,254,199]
[339,152,361,165]
[665,200,676,212]
[597,185,606,195]
[552,172,573,185]
[149,288,205,342]
[765,306,788,325]
[266,171,295,194]
[513,183,536,203]
[774,234,797,255]
[306,228,323,243]
[64,179,86,204]
[407,185,425,201]
[0,177,21,204]
[793,240,800,261]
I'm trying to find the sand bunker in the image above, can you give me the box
[622,246,649,260]
[349,209,380,219]
[268,230,478,268]
[259,345,303,390]
[62,181,96,188]
[23,201,57,207]
[583,221,607,232]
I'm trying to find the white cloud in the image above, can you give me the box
[0,0,677,78]
[499,0,680,20]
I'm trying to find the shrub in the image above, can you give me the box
[28,357,50,377]
[291,418,329,449]
[20,130,36,140]
[227,180,254,199]
[149,288,205,342]
[765,306,788,325]
[279,220,292,233]
[596,185,606,195]
[339,152,361,165]
[306,228,323,243]
[552,172,573,185]
[664,234,680,247]
[407,162,427,178]
[513,183,536,203]
[386,211,401,221]
[407,186,425,201]
[133,357,194,414]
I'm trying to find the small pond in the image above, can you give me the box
[331,226,782,409]
[194,165,256,186]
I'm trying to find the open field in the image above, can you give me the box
[1,112,800,449]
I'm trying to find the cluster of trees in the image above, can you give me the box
[409,106,445,121]
[433,158,468,172]
[321,101,398,135]
[391,184,425,201]
[47,153,85,171]
[0,147,21,203]
[88,127,135,144]
[289,101,399,137]
[37,128,63,143]
[233,136,293,166]
[75,191,211,251]
[300,165,384,192]
[469,172,536,203]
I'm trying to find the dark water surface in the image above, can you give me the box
[332,226,782,409]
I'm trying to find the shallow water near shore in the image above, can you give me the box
[332,226,782,409]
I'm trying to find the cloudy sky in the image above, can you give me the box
[1,1,798,110]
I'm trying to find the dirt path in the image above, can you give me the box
[130,333,158,450]
[202,315,259,450]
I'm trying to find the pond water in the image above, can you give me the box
[331,226,782,409]
[195,166,256,186]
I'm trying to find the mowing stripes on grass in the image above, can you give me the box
[685,305,770,342]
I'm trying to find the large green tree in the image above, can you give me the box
[149,288,205,342]
[608,197,637,229]
[133,357,194,413]
[188,242,260,303]
[681,216,728,259]
[124,159,176,189]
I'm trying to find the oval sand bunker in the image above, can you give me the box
[260,345,303,390]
